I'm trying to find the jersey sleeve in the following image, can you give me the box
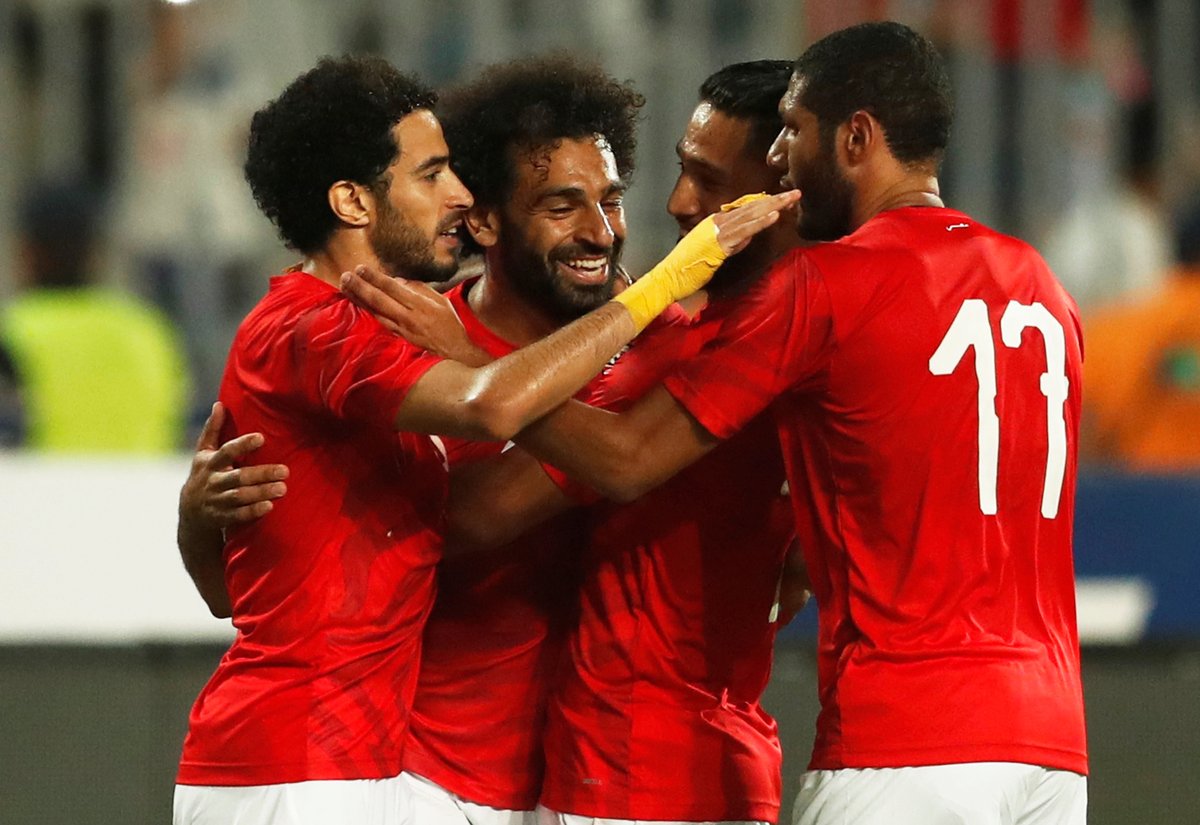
[293,299,444,429]
[662,250,837,439]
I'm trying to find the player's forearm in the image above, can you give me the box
[517,387,720,502]
[444,453,574,555]
[515,401,654,502]
[399,302,637,441]
[177,517,232,619]
[468,302,636,437]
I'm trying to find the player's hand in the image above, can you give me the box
[340,265,490,365]
[613,190,800,332]
[179,402,289,529]
[776,539,812,627]
[711,189,801,255]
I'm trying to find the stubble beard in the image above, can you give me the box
[499,219,622,323]
[370,198,461,283]
[795,133,855,242]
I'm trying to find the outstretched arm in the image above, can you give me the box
[515,385,719,503]
[177,402,289,618]
[444,448,576,555]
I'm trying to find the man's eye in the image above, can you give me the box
[602,199,624,210]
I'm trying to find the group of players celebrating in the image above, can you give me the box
[170,21,1088,825]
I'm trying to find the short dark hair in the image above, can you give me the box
[699,59,793,157]
[244,55,437,254]
[794,21,953,167]
[439,53,644,215]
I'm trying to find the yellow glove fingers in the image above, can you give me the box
[613,211,726,332]
[611,191,794,333]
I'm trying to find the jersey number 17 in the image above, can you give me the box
[928,299,1069,519]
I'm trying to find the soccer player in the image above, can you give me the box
[171,55,793,825]
[490,22,1088,825]
[532,60,803,825]
[398,57,644,823]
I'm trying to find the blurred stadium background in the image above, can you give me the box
[0,0,1197,823]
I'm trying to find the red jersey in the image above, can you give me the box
[177,271,446,786]
[402,279,585,809]
[541,300,794,822]
[663,207,1088,774]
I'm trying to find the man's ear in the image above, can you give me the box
[840,110,879,168]
[328,180,373,228]
[465,204,501,248]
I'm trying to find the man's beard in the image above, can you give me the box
[795,129,855,242]
[707,231,775,291]
[498,219,622,323]
[369,197,461,283]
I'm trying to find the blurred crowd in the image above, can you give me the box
[1,0,1197,471]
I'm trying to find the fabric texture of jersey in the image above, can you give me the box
[177,270,447,786]
[663,207,1088,775]
[402,278,585,810]
[540,297,794,822]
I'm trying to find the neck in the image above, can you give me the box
[468,250,564,346]
[303,232,382,289]
[853,173,943,231]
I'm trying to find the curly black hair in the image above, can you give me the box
[244,55,437,254]
[795,21,953,168]
[699,60,793,159]
[438,53,644,218]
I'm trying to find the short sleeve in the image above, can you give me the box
[293,299,444,430]
[662,250,836,439]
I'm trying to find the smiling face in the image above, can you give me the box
[769,74,855,242]
[494,135,626,321]
[370,110,473,282]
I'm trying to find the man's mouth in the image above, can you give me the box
[437,220,464,247]
[556,255,610,285]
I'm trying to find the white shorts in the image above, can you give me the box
[537,804,769,825]
[173,772,413,825]
[401,771,535,825]
[792,762,1087,825]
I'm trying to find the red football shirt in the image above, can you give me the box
[177,270,446,786]
[541,299,794,822]
[664,207,1088,774]
[402,280,585,809]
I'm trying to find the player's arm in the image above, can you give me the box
[176,403,289,619]
[344,190,800,442]
[444,448,576,556]
[514,385,719,503]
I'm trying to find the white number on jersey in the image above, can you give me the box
[928,299,1069,518]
